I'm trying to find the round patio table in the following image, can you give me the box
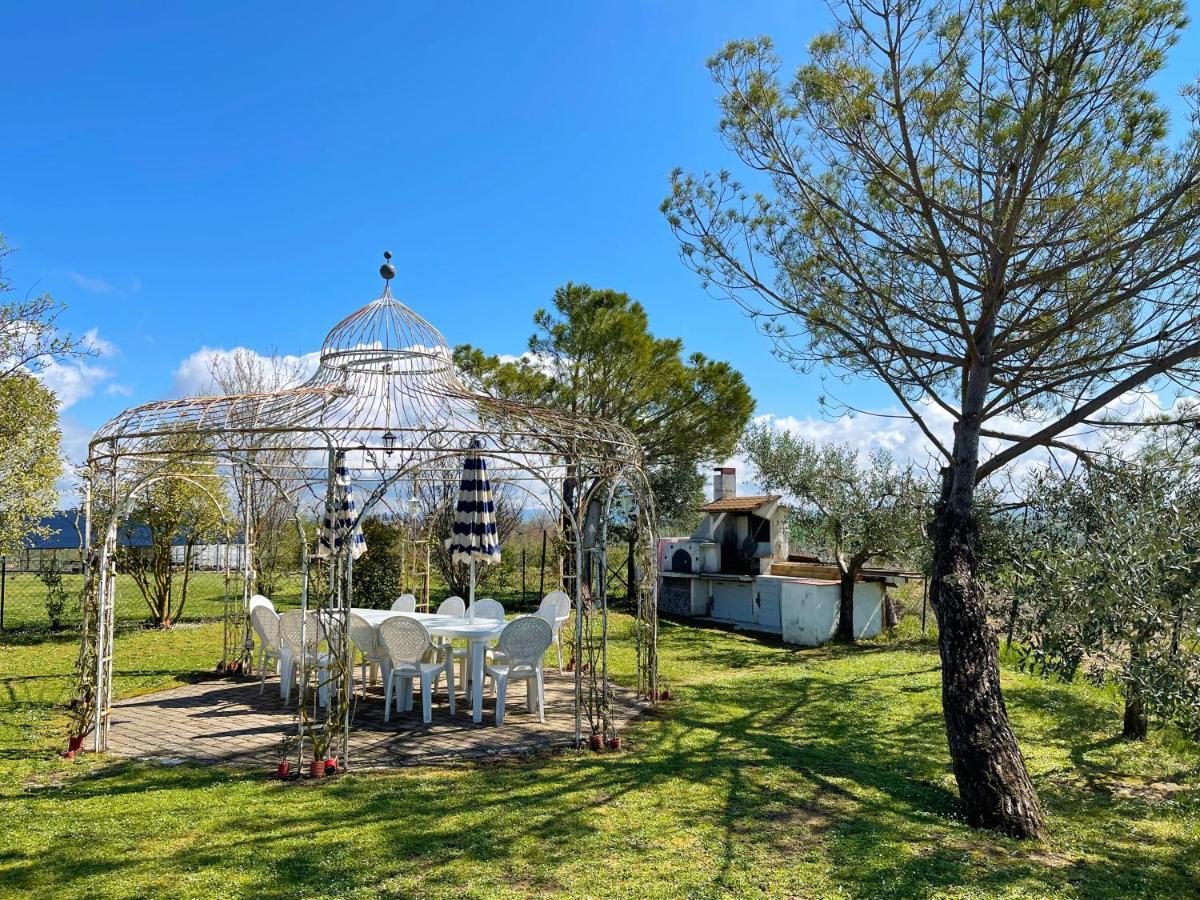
[351,609,506,723]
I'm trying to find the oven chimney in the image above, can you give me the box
[713,467,736,501]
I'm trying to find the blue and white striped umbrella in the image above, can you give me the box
[446,441,500,605]
[316,451,367,560]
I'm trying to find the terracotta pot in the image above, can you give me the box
[276,761,290,779]
[309,759,327,778]
[660,689,672,701]
[589,733,604,752]
[324,758,338,775]
[67,735,83,753]
[61,750,76,760]
[606,736,621,751]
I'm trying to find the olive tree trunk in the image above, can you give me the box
[835,571,856,643]
[1123,644,1148,740]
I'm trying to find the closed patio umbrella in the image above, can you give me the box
[316,451,367,561]
[446,439,501,614]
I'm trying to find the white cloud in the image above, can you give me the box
[81,327,117,357]
[65,271,116,294]
[53,416,93,505]
[37,358,112,411]
[172,346,320,397]
[104,382,132,397]
[65,272,141,296]
[733,389,1189,497]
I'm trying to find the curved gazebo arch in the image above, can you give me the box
[69,260,659,768]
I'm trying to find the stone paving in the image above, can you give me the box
[108,670,644,768]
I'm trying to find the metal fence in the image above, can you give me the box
[0,555,303,633]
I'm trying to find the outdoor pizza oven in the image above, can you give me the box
[657,467,912,647]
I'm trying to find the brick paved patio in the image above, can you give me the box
[108,671,644,768]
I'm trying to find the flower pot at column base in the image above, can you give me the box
[309,760,327,778]
[660,689,672,701]
[588,733,603,752]
[67,735,83,753]
[606,736,621,751]
[276,761,290,779]
[61,750,76,760]
[324,758,338,775]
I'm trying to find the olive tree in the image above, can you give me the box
[742,424,926,641]
[664,1,1200,836]
[1011,456,1200,739]
[0,234,84,553]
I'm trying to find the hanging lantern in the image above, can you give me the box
[382,430,396,455]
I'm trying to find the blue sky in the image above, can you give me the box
[2,2,1198,492]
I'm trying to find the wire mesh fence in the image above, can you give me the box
[0,534,637,633]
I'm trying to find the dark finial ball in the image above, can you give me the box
[380,250,396,282]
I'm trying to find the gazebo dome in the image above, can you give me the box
[318,286,454,380]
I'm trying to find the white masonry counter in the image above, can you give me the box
[658,572,884,646]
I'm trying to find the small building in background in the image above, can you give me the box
[12,510,244,573]
[657,468,915,646]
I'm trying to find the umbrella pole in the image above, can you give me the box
[468,556,476,619]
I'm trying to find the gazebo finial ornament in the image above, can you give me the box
[380,250,396,284]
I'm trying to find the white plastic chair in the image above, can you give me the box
[377,617,455,723]
[435,596,468,687]
[484,616,553,726]
[391,594,418,613]
[277,610,330,705]
[538,591,572,673]
[470,598,505,621]
[249,594,275,614]
[249,604,286,695]
[348,613,388,696]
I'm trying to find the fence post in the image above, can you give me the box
[0,555,5,631]
[521,547,527,603]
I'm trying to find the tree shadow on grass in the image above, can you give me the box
[4,630,1198,898]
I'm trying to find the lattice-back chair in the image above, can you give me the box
[537,590,572,673]
[348,613,387,696]
[434,596,467,688]
[249,604,285,695]
[376,616,454,723]
[471,598,505,621]
[391,594,418,613]
[277,610,330,705]
[484,615,553,726]
[249,594,275,614]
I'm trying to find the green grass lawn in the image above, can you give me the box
[1,615,1198,899]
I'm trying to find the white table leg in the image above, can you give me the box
[471,639,486,723]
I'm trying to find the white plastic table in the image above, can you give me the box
[351,609,506,723]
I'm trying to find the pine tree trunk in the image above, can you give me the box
[835,574,856,643]
[931,494,1044,838]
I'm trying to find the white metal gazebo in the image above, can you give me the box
[68,255,659,768]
